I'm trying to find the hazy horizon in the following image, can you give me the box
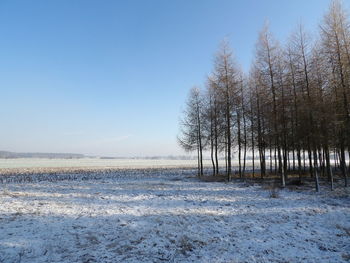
[2,0,349,157]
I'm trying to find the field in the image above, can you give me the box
[0,164,349,263]
[0,158,215,170]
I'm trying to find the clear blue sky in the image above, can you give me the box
[0,0,348,157]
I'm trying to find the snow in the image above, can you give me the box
[0,158,214,169]
[0,169,349,263]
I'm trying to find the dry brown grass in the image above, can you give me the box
[199,175,227,182]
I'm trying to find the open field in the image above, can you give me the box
[0,158,213,179]
[0,158,214,170]
[0,169,349,263]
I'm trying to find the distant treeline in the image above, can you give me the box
[178,0,350,191]
[0,151,85,159]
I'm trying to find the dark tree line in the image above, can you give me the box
[178,0,350,191]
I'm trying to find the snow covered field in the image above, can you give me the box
[0,158,214,170]
[0,170,349,263]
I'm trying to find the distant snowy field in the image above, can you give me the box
[0,170,349,263]
[0,158,214,169]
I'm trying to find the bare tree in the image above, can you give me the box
[254,24,285,186]
[178,87,205,176]
[212,40,240,181]
[320,0,350,186]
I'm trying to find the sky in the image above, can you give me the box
[0,0,349,157]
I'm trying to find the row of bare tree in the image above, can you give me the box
[178,0,350,190]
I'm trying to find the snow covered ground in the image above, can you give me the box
[0,158,214,170]
[0,170,349,263]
